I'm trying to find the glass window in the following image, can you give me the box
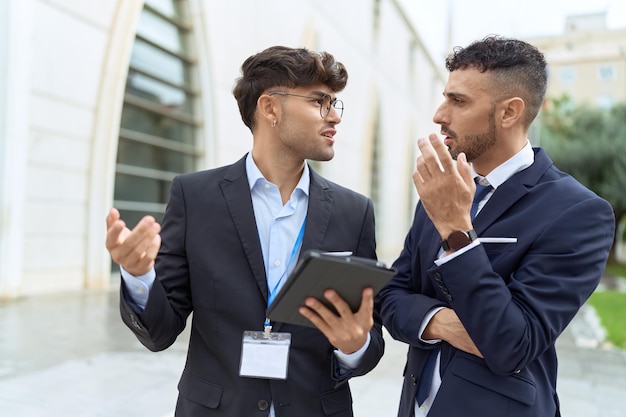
[130,39,189,86]
[112,0,200,273]
[137,8,185,54]
[116,138,195,173]
[120,104,195,144]
[144,0,180,20]
[559,67,576,85]
[598,64,615,82]
[126,70,192,114]
[114,172,172,204]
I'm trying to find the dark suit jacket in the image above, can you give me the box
[379,148,615,417]
[120,154,384,417]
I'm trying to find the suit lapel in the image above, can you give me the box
[301,168,333,253]
[219,155,268,302]
[473,148,553,234]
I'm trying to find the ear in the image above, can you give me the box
[257,94,280,127]
[499,97,524,129]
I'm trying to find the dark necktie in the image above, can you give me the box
[470,180,493,219]
[416,348,439,406]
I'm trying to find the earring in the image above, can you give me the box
[272,119,277,127]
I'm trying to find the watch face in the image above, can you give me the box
[447,231,472,251]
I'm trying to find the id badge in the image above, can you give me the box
[239,330,291,379]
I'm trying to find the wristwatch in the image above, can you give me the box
[441,229,478,252]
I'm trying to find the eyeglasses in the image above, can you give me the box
[269,92,344,118]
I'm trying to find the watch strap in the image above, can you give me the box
[441,229,478,252]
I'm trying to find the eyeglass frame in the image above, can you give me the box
[268,91,344,119]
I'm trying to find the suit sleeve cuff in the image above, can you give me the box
[419,307,445,343]
[434,239,481,266]
[332,332,371,377]
[120,267,156,311]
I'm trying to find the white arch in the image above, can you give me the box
[84,0,144,289]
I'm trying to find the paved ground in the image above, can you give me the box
[0,289,624,417]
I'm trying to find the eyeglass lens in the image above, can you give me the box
[322,96,343,118]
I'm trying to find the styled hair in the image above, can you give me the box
[445,35,548,127]
[232,46,348,132]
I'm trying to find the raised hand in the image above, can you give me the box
[105,208,161,277]
[412,134,475,238]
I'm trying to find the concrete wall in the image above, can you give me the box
[0,0,445,298]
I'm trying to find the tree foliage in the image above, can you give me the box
[538,95,626,246]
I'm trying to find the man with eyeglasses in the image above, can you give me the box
[106,46,384,417]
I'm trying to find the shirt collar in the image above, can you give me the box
[473,141,534,189]
[245,152,310,196]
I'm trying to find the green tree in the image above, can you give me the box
[538,96,626,259]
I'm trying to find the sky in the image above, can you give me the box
[398,0,626,61]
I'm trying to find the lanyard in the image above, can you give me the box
[264,219,306,334]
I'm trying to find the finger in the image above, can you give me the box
[429,133,456,174]
[299,305,331,334]
[415,141,433,181]
[302,295,340,325]
[106,208,120,228]
[122,216,160,250]
[124,220,161,263]
[145,234,162,260]
[412,167,423,184]
[105,218,127,251]
[322,289,353,318]
[357,287,374,315]
[456,153,475,188]
[353,288,374,331]
[416,136,444,177]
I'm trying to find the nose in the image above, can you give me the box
[325,106,342,124]
[432,102,448,125]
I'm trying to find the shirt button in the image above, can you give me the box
[264,183,271,189]
[134,286,144,293]
[419,405,426,413]
[274,260,280,267]
[257,400,269,411]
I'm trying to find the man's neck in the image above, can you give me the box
[251,150,305,205]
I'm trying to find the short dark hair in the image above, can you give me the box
[232,46,348,132]
[445,35,548,127]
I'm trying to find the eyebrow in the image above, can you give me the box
[443,91,470,100]
[309,90,335,99]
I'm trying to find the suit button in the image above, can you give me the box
[257,400,269,411]
[410,374,417,385]
[434,273,443,282]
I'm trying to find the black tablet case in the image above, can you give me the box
[266,250,396,328]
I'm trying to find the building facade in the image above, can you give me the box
[529,13,626,108]
[0,0,445,299]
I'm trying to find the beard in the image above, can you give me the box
[276,118,335,162]
[446,108,497,162]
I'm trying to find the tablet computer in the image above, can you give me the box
[266,250,396,328]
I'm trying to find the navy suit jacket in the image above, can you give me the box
[120,155,384,417]
[379,148,614,417]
